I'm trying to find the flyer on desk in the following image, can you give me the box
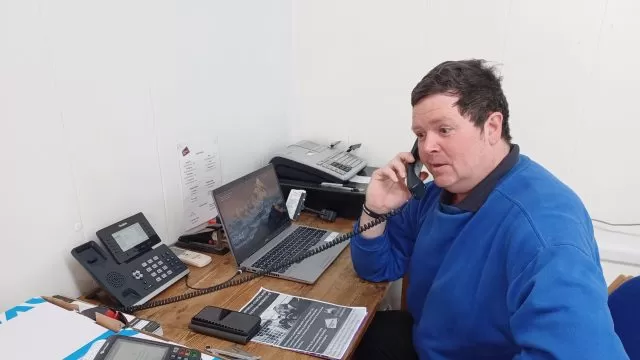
[240,288,367,360]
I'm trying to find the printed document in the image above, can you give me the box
[241,288,367,359]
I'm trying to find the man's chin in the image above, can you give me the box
[433,176,455,189]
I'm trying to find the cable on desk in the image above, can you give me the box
[184,270,243,291]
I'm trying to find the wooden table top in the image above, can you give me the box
[89,213,390,360]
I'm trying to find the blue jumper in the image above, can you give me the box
[351,154,628,359]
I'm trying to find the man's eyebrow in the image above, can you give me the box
[413,117,451,131]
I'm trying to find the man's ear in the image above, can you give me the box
[485,112,504,145]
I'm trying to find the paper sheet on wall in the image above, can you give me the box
[178,138,222,231]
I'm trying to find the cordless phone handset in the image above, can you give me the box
[406,139,426,200]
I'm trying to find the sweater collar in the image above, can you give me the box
[441,144,519,212]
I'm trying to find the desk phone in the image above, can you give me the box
[71,213,189,307]
[270,140,367,183]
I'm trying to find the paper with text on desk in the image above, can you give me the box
[178,137,223,232]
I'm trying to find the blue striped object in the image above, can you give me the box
[0,297,46,325]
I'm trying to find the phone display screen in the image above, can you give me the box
[111,223,149,252]
[104,337,168,360]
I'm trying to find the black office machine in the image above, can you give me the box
[71,212,190,307]
[270,140,373,219]
[189,305,261,344]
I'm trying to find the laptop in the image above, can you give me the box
[212,164,349,284]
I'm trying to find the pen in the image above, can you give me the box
[205,346,261,360]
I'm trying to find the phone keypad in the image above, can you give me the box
[170,346,200,360]
[135,251,188,285]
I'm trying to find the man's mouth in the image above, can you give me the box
[429,163,447,169]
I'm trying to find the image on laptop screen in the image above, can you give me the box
[214,166,290,263]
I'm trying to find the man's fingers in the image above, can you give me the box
[398,152,416,164]
[378,167,399,183]
[389,158,407,180]
[373,152,420,184]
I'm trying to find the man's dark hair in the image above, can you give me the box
[411,59,511,142]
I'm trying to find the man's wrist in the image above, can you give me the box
[363,199,388,214]
[362,203,385,219]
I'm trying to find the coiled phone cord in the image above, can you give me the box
[119,206,403,314]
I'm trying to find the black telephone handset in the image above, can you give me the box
[117,140,426,314]
[406,139,426,200]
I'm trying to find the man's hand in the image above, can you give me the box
[360,152,426,239]
[366,152,424,214]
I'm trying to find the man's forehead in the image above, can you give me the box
[412,94,463,123]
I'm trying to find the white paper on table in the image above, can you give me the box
[178,138,223,231]
[0,302,107,359]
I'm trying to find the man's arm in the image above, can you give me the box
[350,199,420,282]
[508,244,629,359]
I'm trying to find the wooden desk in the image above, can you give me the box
[86,213,389,359]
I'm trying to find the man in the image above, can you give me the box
[351,59,628,359]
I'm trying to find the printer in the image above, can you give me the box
[269,140,374,220]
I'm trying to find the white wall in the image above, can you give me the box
[292,0,640,301]
[0,0,293,311]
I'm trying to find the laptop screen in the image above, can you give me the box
[213,165,291,264]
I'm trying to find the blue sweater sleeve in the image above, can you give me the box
[349,199,419,282]
[508,244,629,359]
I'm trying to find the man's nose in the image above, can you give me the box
[423,133,439,153]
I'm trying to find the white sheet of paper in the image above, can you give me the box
[0,302,107,359]
[178,138,223,231]
[349,175,371,184]
[285,189,305,219]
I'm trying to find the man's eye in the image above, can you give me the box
[439,127,452,135]
[416,133,426,139]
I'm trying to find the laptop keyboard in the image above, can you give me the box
[252,227,327,273]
